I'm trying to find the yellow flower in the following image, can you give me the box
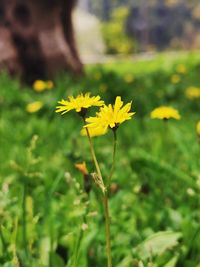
[26,101,43,113]
[56,93,104,115]
[176,64,187,74]
[81,126,108,137]
[46,80,54,90]
[85,96,135,135]
[150,106,181,120]
[171,74,181,84]
[185,87,200,99]
[75,162,88,175]
[124,73,134,83]
[32,80,46,92]
[197,121,200,135]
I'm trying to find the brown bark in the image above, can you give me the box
[0,0,83,84]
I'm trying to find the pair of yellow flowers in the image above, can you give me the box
[56,93,134,137]
[55,93,183,137]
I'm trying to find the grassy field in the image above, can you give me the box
[0,52,200,267]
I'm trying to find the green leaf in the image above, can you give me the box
[164,256,179,267]
[134,231,182,260]
[50,252,65,267]
[3,263,13,267]
[39,236,51,265]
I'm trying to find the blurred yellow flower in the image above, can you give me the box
[75,162,88,175]
[33,80,54,92]
[124,73,134,83]
[85,96,135,134]
[197,121,200,135]
[176,64,187,74]
[26,101,43,113]
[33,80,46,92]
[46,80,54,90]
[81,126,108,137]
[171,74,181,84]
[56,93,104,115]
[150,106,181,120]
[185,87,200,99]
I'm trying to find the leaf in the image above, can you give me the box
[164,256,179,267]
[50,252,65,267]
[3,263,13,267]
[39,236,51,265]
[0,225,11,244]
[115,255,133,267]
[134,231,182,260]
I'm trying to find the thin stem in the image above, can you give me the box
[82,118,112,267]
[49,217,54,267]
[107,130,117,188]
[103,194,112,267]
[82,118,102,181]
[73,224,84,267]
[22,182,28,257]
[0,224,6,255]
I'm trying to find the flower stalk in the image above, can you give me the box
[0,224,6,256]
[84,123,103,183]
[73,225,84,267]
[22,181,28,257]
[103,193,112,267]
[107,129,117,189]
[83,118,112,267]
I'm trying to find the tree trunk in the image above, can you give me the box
[0,0,83,84]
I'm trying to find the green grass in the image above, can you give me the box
[0,51,200,267]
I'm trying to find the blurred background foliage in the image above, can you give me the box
[101,7,135,54]
[79,0,200,54]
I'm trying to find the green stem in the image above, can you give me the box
[83,118,112,267]
[107,130,117,188]
[83,119,102,181]
[73,225,84,267]
[0,224,6,255]
[49,218,54,267]
[22,182,28,257]
[103,194,112,267]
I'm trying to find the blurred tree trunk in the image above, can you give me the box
[0,0,83,84]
